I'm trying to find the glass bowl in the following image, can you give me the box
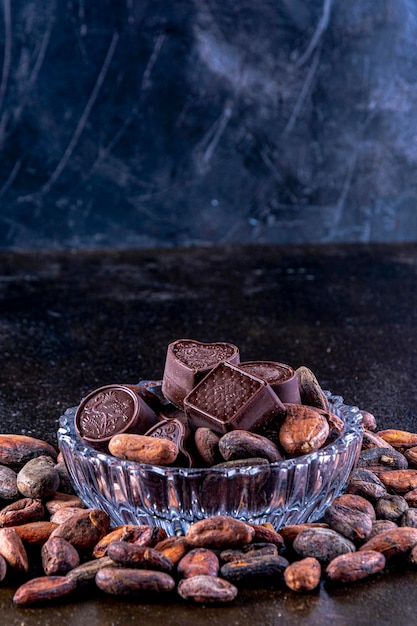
[57,391,364,535]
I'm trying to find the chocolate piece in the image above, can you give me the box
[74,384,158,444]
[134,380,168,412]
[161,339,240,408]
[184,361,285,434]
[238,361,301,404]
[144,418,196,467]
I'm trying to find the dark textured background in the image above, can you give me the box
[1,0,417,249]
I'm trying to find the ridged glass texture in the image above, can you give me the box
[58,392,364,535]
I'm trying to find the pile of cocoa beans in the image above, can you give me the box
[3,417,417,607]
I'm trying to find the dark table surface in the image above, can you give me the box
[1,242,417,625]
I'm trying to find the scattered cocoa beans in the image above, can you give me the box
[177,574,238,603]
[0,527,29,573]
[220,554,289,585]
[13,576,77,606]
[284,557,321,592]
[106,542,173,572]
[17,455,60,499]
[185,515,255,549]
[6,379,417,609]
[326,550,386,583]
[359,527,417,559]
[293,527,356,563]
[42,537,80,575]
[95,566,176,596]
[377,429,417,449]
[0,434,57,466]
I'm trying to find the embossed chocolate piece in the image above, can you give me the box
[134,380,168,412]
[74,384,158,444]
[184,361,285,434]
[238,361,301,404]
[161,339,240,408]
[144,418,196,467]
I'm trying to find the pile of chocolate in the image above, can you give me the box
[74,339,342,468]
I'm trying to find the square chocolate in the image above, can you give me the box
[183,361,285,434]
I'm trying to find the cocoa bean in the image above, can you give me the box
[106,542,173,572]
[177,574,238,603]
[13,521,58,545]
[400,509,417,528]
[0,497,44,527]
[375,495,409,522]
[293,527,356,563]
[332,494,376,520]
[360,412,378,431]
[248,523,284,548]
[377,429,417,448]
[44,492,85,514]
[50,507,86,525]
[13,575,76,606]
[218,430,283,463]
[359,527,417,558]
[50,508,110,552]
[295,366,330,411]
[0,434,57,466]
[404,488,417,507]
[357,448,408,471]
[220,542,278,563]
[194,428,222,465]
[92,525,162,558]
[177,547,219,578]
[361,430,395,450]
[283,557,321,592]
[186,516,255,549]
[404,447,417,468]
[323,504,373,542]
[323,504,372,542]
[108,433,178,465]
[326,550,386,583]
[134,526,167,547]
[42,537,80,575]
[347,481,387,501]
[0,527,29,572]
[279,523,329,544]
[95,566,175,595]
[220,554,289,585]
[379,469,417,493]
[0,465,18,499]
[17,455,60,499]
[66,556,115,584]
[323,410,345,441]
[279,404,329,456]
[154,536,189,565]
[347,469,387,501]
[369,520,398,538]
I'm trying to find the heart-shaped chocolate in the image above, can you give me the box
[162,339,240,409]
[172,340,239,370]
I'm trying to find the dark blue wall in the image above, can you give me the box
[1,1,416,249]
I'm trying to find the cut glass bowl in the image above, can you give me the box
[58,391,364,535]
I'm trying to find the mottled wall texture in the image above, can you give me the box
[0,0,416,249]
